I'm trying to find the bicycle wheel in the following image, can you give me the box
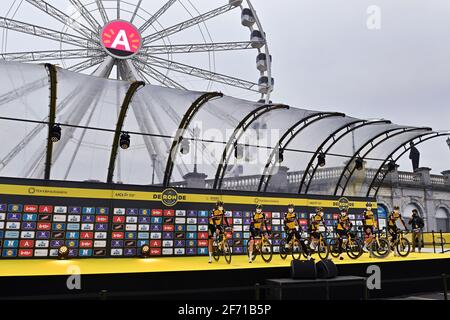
[212,241,220,261]
[346,239,363,259]
[260,239,273,263]
[302,239,312,259]
[279,239,288,260]
[372,238,390,258]
[329,238,340,258]
[246,240,257,261]
[223,241,232,264]
[317,240,330,260]
[396,238,411,257]
[291,241,302,260]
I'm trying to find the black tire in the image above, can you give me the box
[372,238,390,258]
[246,240,257,261]
[260,239,273,263]
[317,239,330,260]
[212,241,220,261]
[329,238,340,258]
[302,250,309,259]
[396,238,411,257]
[291,241,302,260]
[279,239,288,260]
[302,239,311,259]
[223,241,232,264]
[346,239,363,259]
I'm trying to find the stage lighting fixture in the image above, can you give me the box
[234,142,244,159]
[387,160,397,172]
[179,138,190,155]
[58,245,69,260]
[120,132,130,150]
[318,153,326,167]
[355,157,364,171]
[50,124,61,143]
[141,245,150,258]
[278,147,284,163]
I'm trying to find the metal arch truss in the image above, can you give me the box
[67,56,107,73]
[367,131,450,198]
[142,1,242,45]
[0,49,104,62]
[163,92,224,187]
[133,55,259,92]
[107,81,146,183]
[44,63,57,180]
[139,41,261,55]
[1,0,270,101]
[68,0,102,32]
[257,112,346,192]
[139,0,177,33]
[25,0,96,39]
[298,119,392,194]
[213,104,290,190]
[334,127,432,197]
[96,0,109,25]
[0,17,98,48]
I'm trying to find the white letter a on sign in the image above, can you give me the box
[111,30,131,51]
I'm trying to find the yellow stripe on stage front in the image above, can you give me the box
[0,183,376,209]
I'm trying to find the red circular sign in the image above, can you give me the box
[101,20,142,59]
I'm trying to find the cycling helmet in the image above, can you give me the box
[215,201,224,208]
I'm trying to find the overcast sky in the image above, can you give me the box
[255,0,450,173]
[1,0,450,175]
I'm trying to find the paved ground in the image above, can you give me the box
[389,292,447,300]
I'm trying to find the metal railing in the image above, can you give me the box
[171,167,449,190]
[431,175,448,185]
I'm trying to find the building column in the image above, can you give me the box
[415,167,432,186]
[267,166,289,193]
[441,170,450,187]
[183,172,208,189]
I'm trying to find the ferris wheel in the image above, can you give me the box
[0,0,274,102]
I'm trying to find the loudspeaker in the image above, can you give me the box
[316,259,338,279]
[291,260,317,279]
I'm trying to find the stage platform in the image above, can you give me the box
[0,252,449,277]
[1,253,450,299]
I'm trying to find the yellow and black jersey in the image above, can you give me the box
[209,209,225,226]
[252,212,266,229]
[336,215,352,231]
[284,212,297,230]
[363,210,376,227]
[388,211,402,227]
[310,214,323,231]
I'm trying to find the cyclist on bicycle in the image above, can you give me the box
[335,208,353,260]
[284,204,311,260]
[363,202,377,258]
[208,201,230,263]
[309,207,325,251]
[248,204,270,263]
[388,206,407,256]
